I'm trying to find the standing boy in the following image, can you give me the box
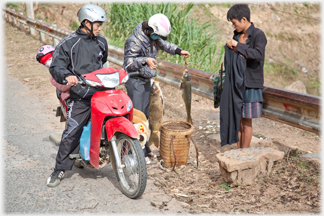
[225,4,267,148]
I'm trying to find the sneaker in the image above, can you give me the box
[47,169,65,187]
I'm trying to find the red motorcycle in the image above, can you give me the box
[57,66,147,199]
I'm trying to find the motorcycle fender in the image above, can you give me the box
[105,117,138,141]
[89,117,138,169]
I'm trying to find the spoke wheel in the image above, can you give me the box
[113,134,147,199]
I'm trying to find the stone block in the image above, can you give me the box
[216,147,284,186]
[300,153,321,166]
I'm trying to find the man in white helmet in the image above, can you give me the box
[123,13,190,163]
[47,4,108,187]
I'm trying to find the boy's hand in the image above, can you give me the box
[226,39,238,49]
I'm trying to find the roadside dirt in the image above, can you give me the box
[3,2,321,214]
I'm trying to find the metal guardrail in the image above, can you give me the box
[3,7,321,134]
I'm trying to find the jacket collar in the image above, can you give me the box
[245,22,255,36]
[76,27,96,40]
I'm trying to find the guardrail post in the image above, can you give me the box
[38,20,46,42]
[26,2,36,36]
[52,24,60,46]
[4,13,8,22]
[27,15,36,35]
[12,9,18,27]
[8,13,13,23]
[19,12,25,31]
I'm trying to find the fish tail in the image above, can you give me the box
[148,131,159,148]
[187,115,193,125]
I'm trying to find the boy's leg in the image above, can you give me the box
[241,118,252,148]
[237,119,243,148]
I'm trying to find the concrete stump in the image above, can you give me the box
[216,147,284,186]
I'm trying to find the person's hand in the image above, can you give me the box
[226,39,238,49]
[180,50,190,57]
[65,75,78,86]
[147,57,158,69]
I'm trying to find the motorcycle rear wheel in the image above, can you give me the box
[113,133,147,199]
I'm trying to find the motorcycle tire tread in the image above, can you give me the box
[113,134,147,199]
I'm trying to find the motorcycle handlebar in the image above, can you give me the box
[128,72,140,77]
[62,79,85,85]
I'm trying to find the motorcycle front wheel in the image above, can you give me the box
[113,133,147,199]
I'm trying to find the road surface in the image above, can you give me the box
[3,71,186,214]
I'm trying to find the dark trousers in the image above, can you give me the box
[143,142,152,156]
[55,99,91,170]
[125,77,152,156]
[125,77,151,117]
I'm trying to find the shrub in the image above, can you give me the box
[103,3,224,73]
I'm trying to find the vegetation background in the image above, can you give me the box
[5,2,321,96]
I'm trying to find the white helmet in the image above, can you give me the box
[148,13,171,37]
[77,4,107,23]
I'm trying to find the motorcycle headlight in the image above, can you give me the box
[96,72,120,88]
[85,80,102,87]
[126,99,132,112]
[122,74,129,84]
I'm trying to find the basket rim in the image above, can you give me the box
[160,120,193,133]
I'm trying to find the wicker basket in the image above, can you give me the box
[160,120,196,169]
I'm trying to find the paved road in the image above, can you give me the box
[3,71,186,214]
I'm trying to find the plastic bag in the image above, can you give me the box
[80,121,91,161]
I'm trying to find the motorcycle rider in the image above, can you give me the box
[47,4,108,187]
[123,13,190,163]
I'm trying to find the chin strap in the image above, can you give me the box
[82,21,96,39]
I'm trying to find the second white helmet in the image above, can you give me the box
[148,13,171,37]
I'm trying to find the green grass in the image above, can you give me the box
[264,61,298,78]
[264,58,320,96]
[220,182,231,191]
[303,2,310,7]
[5,3,20,9]
[102,3,224,73]
[69,20,79,31]
[306,76,321,95]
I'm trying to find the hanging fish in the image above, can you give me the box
[148,80,164,148]
[180,69,193,125]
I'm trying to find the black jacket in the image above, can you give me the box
[234,23,267,89]
[220,46,246,146]
[49,27,108,100]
